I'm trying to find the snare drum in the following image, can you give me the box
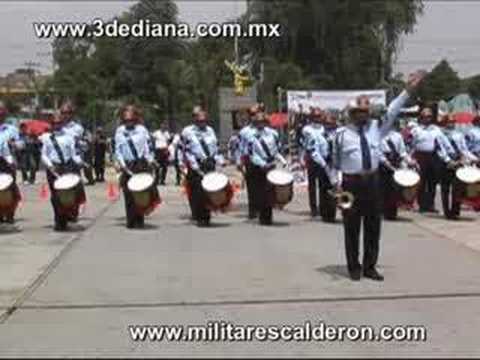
[456,166,480,199]
[54,174,81,208]
[393,169,420,204]
[267,169,294,208]
[127,172,155,209]
[0,173,14,208]
[201,172,232,210]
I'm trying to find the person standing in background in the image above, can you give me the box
[152,121,172,185]
[93,127,107,182]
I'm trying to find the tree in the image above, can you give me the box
[463,75,480,100]
[416,59,461,102]
[245,0,424,89]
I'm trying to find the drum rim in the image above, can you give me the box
[127,172,155,192]
[267,169,294,186]
[202,172,229,192]
[54,173,81,190]
[393,169,420,187]
[0,173,14,191]
[456,166,480,184]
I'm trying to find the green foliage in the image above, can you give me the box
[463,75,480,100]
[50,0,427,130]
[416,59,461,102]
[246,0,424,88]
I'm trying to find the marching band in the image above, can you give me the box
[2,70,480,282]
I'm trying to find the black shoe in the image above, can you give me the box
[260,218,273,226]
[54,223,67,232]
[197,219,210,227]
[126,218,136,229]
[349,269,361,281]
[5,216,15,224]
[311,210,319,218]
[363,268,384,281]
[248,213,258,220]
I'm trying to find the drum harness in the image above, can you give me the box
[192,132,216,172]
[50,133,67,168]
[255,133,275,165]
[386,138,401,169]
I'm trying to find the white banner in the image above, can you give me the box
[287,90,387,113]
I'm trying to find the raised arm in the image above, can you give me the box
[380,71,426,138]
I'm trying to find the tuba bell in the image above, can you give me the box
[328,190,354,210]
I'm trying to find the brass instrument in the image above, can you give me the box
[328,190,354,210]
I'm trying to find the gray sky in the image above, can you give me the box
[0,1,479,78]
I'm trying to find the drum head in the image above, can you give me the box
[394,169,420,187]
[202,172,228,192]
[456,166,480,184]
[128,173,155,192]
[267,169,294,186]
[0,173,14,191]
[54,174,81,191]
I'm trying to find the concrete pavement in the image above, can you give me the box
[1,171,480,357]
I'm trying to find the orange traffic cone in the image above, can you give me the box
[39,183,49,201]
[106,182,119,201]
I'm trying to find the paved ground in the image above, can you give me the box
[1,169,480,357]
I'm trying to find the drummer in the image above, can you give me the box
[0,122,21,224]
[181,110,225,227]
[59,102,94,185]
[115,104,160,229]
[237,105,259,219]
[466,114,480,159]
[300,108,323,167]
[41,113,86,231]
[247,111,288,225]
[331,71,423,281]
[305,108,335,220]
[379,124,417,220]
[409,102,444,213]
[437,113,478,220]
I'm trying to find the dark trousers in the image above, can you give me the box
[379,165,399,220]
[307,161,336,221]
[82,149,95,185]
[440,165,462,219]
[250,165,273,225]
[342,173,381,274]
[186,170,210,225]
[245,162,257,219]
[94,152,106,182]
[174,162,181,185]
[17,149,40,184]
[415,152,439,212]
[155,149,169,185]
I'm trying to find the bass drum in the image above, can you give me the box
[127,172,155,210]
[201,172,233,210]
[267,169,294,208]
[393,169,420,205]
[0,173,15,209]
[456,166,480,199]
[54,174,81,208]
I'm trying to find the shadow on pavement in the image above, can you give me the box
[316,265,350,281]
